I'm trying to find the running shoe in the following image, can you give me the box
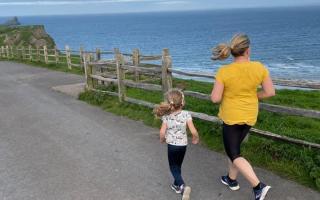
[221,175,240,191]
[253,183,271,200]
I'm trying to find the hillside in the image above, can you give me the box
[0,25,56,48]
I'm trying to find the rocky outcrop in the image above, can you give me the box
[0,25,56,48]
[3,17,21,27]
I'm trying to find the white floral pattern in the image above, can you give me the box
[162,110,192,146]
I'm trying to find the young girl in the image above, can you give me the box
[154,89,199,200]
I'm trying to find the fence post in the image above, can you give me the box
[43,45,48,64]
[132,48,140,82]
[65,45,72,69]
[7,46,10,59]
[83,53,94,89]
[3,46,5,58]
[90,53,99,87]
[1,46,4,58]
[6,45,10,58]
[161,48,173,98]
[36,46,40,61]
[95,48,104,84]
[15,46,19,59]
[114,48,126,102]
[54,46,59,64]
[79,45,84,68]
[96,48,101,61]
[28,45,33,61]
[10,46,14,58]
[22,46,26,60]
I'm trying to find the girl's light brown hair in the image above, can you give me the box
[211,33,250,61]
[153,89,185,117]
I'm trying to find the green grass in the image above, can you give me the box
[0,56,83,75]
[78,90,320,191]
[263,89,320,110]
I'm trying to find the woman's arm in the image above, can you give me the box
[211,80,224,103]
[159,122,167,143]
[257,76,276,99]
[187,120,199,144]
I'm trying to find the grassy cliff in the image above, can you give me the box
[0,25,55,48]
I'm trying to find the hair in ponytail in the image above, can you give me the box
[212,33,250,61]
[211,43,231,60]
[153,89,185,117]
[153,102,172,117]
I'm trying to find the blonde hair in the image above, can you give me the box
[153,89,185,117]
[211,33,250,60]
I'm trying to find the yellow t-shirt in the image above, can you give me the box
[215,61,269,126]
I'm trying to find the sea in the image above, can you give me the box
[1,6,320,81]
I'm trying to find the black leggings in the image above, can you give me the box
[222,123,251,162]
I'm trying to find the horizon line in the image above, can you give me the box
[0,4,319,17]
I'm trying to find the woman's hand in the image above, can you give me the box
[258,76,275,99]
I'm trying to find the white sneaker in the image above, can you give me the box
[181,186,191,200]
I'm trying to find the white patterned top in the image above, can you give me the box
[162,110,192,146]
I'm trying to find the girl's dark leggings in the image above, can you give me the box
[167,144,187,187]
[222,123,251,162]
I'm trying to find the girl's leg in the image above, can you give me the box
[168,144,187,186]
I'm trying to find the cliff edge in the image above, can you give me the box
[0,17,56,48]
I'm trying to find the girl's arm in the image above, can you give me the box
[187,120,199,144]
[159,122,167,143]
[211,80,224,103]
[258,76,275,99]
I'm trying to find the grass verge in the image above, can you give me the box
[0,56,83,75]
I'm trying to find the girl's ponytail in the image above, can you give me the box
[153,102,173,117]
[154,89,185,117]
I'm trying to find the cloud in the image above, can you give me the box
[0,0,157,6]
[155,1,187,5]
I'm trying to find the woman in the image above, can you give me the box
[211,34,275,200]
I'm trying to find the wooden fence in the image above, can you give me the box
[1,45,320,149]
[0,45,112,70]
[82,48,320,150]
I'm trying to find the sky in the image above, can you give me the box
[0,0,319,16]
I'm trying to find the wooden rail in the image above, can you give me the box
[99,94,320,149]
[0,45,88,69]
[130,100,320,149]
[169,68,320,89]
[184,90,320,119]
